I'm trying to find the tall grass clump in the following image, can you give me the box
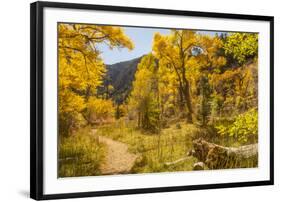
[59,127,105,177]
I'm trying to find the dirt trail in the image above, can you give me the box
[92,129,139,175]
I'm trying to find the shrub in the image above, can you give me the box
[83,97,115,125]
[215,108,258,143]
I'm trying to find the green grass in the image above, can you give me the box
[58,118,256,177]
[96,119,202,173]
[58,127,106,177]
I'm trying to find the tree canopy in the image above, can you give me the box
[58,24,134,135]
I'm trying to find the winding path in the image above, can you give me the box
[92,129,139,175]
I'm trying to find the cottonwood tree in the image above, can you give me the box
[152,31,226,124]
[128,54,161,132]
[58,24,134,136]
[192,35,226,125]
[153,30,198,123]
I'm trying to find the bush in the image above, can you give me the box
[83,97,115,125]
[215,108,258,144]
[59,112,86,137]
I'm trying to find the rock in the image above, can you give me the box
[193,162,205,170]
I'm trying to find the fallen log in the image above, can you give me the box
[192,138,258,169]
[164,156,193,166]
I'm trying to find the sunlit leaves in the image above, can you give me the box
[223,33,258,65]
[58,23,134,136]
[215,108,258,143]
[152,30,227,123]
[84,97,115,123]
[128,54,161,132]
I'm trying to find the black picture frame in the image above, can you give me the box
[30,1,274,200]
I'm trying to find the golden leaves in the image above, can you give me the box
[58,23,134,135]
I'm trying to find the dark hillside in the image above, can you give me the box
[99,56,143,104]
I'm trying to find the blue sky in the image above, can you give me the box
[97,27,170,64]
[97,27,223,65]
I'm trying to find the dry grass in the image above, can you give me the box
[58,127,106,177]
[96,119,202,173]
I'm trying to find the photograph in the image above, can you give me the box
[58,23,259,177]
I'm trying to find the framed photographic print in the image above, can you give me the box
[30,1,274,200]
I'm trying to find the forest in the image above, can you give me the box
[58,23,258,177]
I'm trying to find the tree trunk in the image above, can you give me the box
[178,86,185,111]
[183,77,193,123]
[179,34,193,123]
[137,111,141,128]
[192,138,258,169]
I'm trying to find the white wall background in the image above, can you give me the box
[0,0,279,201]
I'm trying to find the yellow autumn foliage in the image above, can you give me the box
[84,97,115,125]
[58,23,134,136]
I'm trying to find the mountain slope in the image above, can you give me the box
[99,56,143,104]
